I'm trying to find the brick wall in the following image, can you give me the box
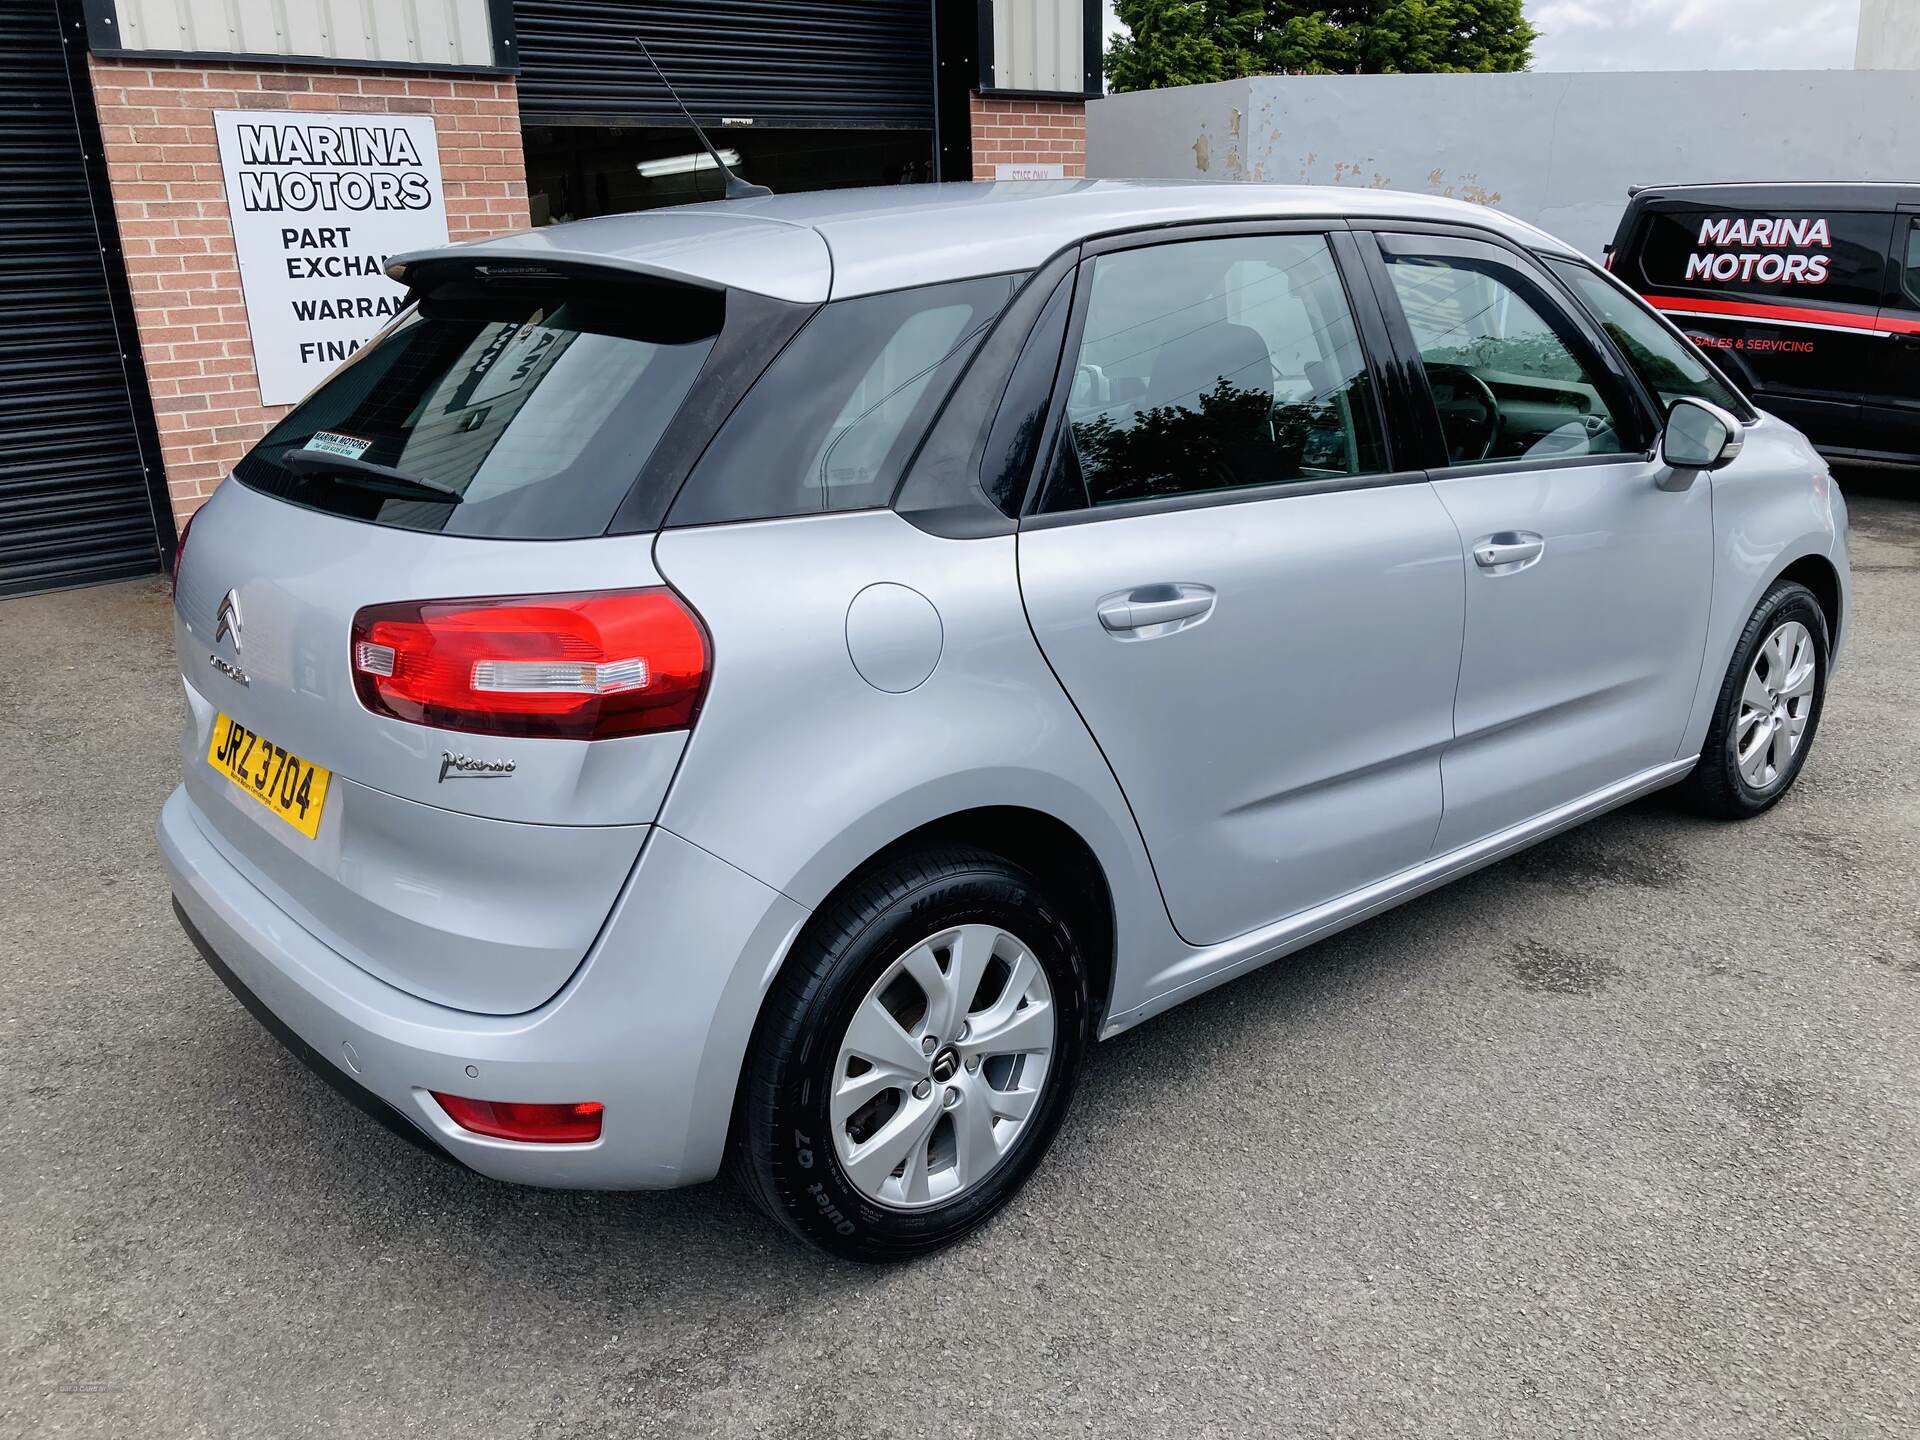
[88,58,531,529]
[969,94,1087,181]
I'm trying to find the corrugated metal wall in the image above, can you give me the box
[989,0,1083,95]
[1,0,163,596]
[100,0,498,67]
[515,0,935,128]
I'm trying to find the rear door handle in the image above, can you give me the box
[1097,583,1216,636]
[1472,532,1546,573]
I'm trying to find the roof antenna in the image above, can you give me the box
[631,37,771,200]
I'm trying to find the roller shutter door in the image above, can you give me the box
[515,0,935,129]
[0,0,164,597]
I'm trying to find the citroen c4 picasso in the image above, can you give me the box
[161,182,1850,1259]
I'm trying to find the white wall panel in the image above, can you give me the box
[1857,0,1920,68]
[991,0,1087,95]
[109,0,497,67]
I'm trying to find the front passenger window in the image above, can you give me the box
[1384,253,1633,468]
[1049,234,1387,510]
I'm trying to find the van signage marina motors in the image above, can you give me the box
[214,111,449,405]
[1684,215,1835,287]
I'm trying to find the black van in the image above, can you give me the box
[1608,182,1920,470]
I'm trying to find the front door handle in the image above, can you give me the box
[1472,532,1546,573]
[1097,583,1217,636]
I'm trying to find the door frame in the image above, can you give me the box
[1881,206,1920,313]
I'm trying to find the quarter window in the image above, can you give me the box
[1042,233,1387,511]
[1383,253,1633,468]
[1549,259,1752,420]
[671,275,1014,526]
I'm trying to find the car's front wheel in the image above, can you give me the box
[1683,579,1830,819]
[733,847,1091,1261]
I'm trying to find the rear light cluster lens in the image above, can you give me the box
[349,589,708,741]
[432,1093,605,1144]
[170,510,196,594]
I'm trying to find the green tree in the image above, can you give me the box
[1107,0,1536,91]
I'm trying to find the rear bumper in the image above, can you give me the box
[159,785,809,1188]
[176,899,460,1166]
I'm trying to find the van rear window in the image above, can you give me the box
[1633,208,1893,309]
[232,282,721,539]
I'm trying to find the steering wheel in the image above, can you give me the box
[1426,364,1503,463]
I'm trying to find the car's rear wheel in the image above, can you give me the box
[1682,580,1829,819]
[732,847,1090,1261]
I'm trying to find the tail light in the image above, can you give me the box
[350,589,708,741]
[432,1094,605,1144]
[170,510,197,594]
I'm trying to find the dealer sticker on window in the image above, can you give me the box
[303,430,372,460]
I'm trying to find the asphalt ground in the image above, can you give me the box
[3,479,1916,1439]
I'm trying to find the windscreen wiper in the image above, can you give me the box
[280,447,464,504]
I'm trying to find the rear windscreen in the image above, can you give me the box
[232,281,721,539]
[1632,207,1894,308]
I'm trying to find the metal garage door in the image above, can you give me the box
[0,0,164,597]
[515,0,935,128]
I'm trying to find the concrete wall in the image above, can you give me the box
[1858,0,1920,68]
[1088,70,1920,258]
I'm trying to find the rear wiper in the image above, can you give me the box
[280,447,464,504]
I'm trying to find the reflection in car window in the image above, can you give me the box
[1549,259,1752,420]
[1048,234,1387,510]
[1384,254,1632,468]
[1906,220,1920,307]
[233,284,721,539]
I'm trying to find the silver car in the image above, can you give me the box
[160,182,1850,1259]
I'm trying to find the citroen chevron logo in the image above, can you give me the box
[214,589,242,653]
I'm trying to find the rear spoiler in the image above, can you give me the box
[386,214,832,305]
[384,253,728,307]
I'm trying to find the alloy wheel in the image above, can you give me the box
[830,923,1056,1211]
[1736,619,1817,791]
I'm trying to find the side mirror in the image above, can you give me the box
[1662,397,1745,472]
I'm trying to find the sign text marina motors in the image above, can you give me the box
[214,111,449,406]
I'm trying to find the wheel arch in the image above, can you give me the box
[718,801,1125,1171]
[1775,552,1843,651]
[814,806,1119,1035]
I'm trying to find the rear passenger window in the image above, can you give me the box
[1549,260,1752,420]
[1041,234,1387,511]
[1904,220,1920,307]
[1634,208,1892,309]
[671,275,1014,525]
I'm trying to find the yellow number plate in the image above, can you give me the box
[207,713,332,840]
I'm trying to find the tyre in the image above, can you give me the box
[1682,580,1829,820]
[732,846,1091,1261]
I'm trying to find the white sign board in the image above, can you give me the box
[214,110,449,406]
[995,162,1066,181]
